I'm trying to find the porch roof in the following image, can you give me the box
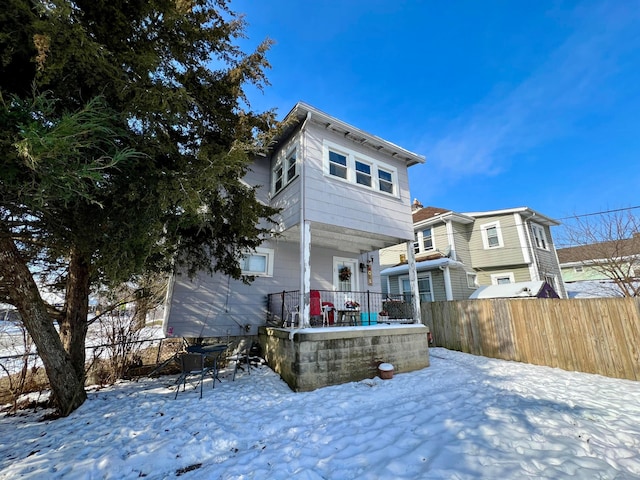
[380,257,468,276]
[278,221,410,254]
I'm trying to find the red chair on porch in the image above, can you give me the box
[310,290,322,326]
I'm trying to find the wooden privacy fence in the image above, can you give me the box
[422,298,640,381]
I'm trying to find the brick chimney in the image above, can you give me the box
[412,198,423,211]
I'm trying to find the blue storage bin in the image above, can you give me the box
[360,312,378,326]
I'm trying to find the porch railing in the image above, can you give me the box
[266,290,415,328]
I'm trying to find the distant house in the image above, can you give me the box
[557,235,640,298]
[380,202,567,301]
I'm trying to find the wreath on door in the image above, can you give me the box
[339,266,352,282]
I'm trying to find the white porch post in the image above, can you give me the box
[300,220,311,327]
[406,241,421,324]
[442,265,453,301]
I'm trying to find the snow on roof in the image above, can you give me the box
[380,257,466,277]
[469,281,549,299]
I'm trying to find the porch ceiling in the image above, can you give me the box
[277,223,406,254]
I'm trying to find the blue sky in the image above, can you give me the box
[234,0,640,229]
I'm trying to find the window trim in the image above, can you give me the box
[466,273,477,289]
[240,247,274,277]
[490,272,515,285]
[531,223,549,250]
[323,140,398,197]
[481,221,504,249]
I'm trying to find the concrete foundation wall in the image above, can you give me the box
[258,324,430,391]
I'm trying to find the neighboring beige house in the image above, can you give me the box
[380,202,567,300]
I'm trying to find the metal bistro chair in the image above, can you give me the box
[174,352,216,399]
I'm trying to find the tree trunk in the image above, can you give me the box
[0,229,86,416]
[60,247,90,382]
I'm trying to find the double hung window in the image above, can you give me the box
[531,224,548,250]
[272,148,298,195]
[481,221,503,249]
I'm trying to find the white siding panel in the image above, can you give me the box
[302,124,414,241]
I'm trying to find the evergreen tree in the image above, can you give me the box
[0,0,278,416]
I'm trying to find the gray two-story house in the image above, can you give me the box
[163,102,426,338]
[380,202,567,301]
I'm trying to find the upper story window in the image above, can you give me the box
[355,160,372,187]
[272,147,298,195]
[414,227,434,254]
[324,140,398,196]
[481,221,503,249]
[329,150,348,179]
[531,224,548,250]
[240,247,274,277]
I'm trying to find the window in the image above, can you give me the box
[272,148,298,195]
[286,151,297,181]
[481,222,503,249]
[491,272,515,285]
[274,164,283,193]
[401,274,433,302]
[355,160,372,187]
[240,247,274,277]
[422,228,433,251]
[531,224,548,250]
[378,169,394,194]
[467,273,477,289]
[324,141,397,196]
[574,266,583,273]
[414,228,435,254]
[329,150,348,179]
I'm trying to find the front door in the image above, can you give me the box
[333,257,359,292]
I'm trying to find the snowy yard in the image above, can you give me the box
[1,347,640,479]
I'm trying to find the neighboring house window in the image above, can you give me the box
[240,247,274,277]
[400,274,433,302]
[422,228,433,251]
[491,272,515,285]
[467,273,477,289]
[324,141,398,196]
[481,221,503,249]
[414,227,434,254]
[531,224,548,250]
[272,148,298,195]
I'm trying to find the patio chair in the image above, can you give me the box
[174,352,216,399]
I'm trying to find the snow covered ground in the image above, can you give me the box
[1,347,640,479]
